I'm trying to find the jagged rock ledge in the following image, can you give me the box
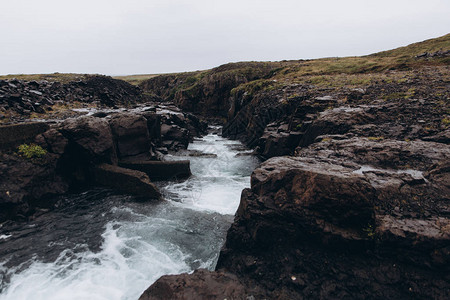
[138,62,450,299]
[0,106,207,222]
[143,136,449,299]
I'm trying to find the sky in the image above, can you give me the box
[1,0,449,75]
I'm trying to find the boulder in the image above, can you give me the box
[299,107,375,147]
[93,164,161,199]
[139,269,265,300]
[109,113,151,158]
[59,116,117,164]
[258,125,303,158]
[297,136,450,171]
[0,152,68,221]
[214,154,450,299]
[35,128,68,154]
[160,124,189,150]
[119,160,191,181]
[141,112,162,141]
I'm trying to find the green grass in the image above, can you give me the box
[17,144,47,159]
[113,74,160,85]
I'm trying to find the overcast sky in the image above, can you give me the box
[1,0,449,75]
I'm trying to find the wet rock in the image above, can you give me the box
[109,113,151,159]
[141,112,162,141]
[214,155,450,299]
[93,164,161,199]
[92,111,108,118]
[60,116,117,164]
[139,269,265,300]
[0,152,68,221]
[160,124,189,150]
[119,160,191,181]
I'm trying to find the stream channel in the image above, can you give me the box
[0,128,260,300]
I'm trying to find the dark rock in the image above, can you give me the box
[139,269,265,300]
[109,113,151,159]
[36,129,68,155]
[140,62,280,117]
[0,152,68,221]
[92,111,108,118]
[93,164,161,199]
[423,128,450,144]
[160,124,189,150]
[141,112,161,141]
[0,75,144,121]
[60,116,117,165]
[214,155,450,299]
[259,129,303,158]
[0,122,50,150]
[299,107,375,147]
[297,136,450,171]
[119,160,191,181]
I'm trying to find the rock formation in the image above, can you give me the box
[141,34,450,299]
[0,75,143,123]
[0,104,207,221]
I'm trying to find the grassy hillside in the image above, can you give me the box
[113,74,160,86]
[2,34,448,91]
[136,34,449,101]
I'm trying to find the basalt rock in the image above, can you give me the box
[160,124,189,150]
[297,136,450,171]
[0,75,143,122]
[214,154,450,299]
[0,122,50,150]
[141,135,450,299]
[93,164,161,199]
[119,160,191,181]
[109,113,151,159]
[59,116,117,165]
[0,152,68,222]
[0,109,176,221]
[140,62,283,117]
[139,269,266,300]
[299,106,375,147]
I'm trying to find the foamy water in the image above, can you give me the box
[0,131,259,300]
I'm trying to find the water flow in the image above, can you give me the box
[0,131,259,300]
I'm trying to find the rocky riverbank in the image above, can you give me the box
[0,34,449,299]
[0,103,207,222]
[138,35,450,299]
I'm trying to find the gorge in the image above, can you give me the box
[0,34,449,299]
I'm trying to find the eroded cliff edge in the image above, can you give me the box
[139,35,450,299]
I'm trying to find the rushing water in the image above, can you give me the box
[0,130,259,300]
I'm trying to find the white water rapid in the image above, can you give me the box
[0,130,259,300]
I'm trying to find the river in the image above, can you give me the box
[0,130,259,300]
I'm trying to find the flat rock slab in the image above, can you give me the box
[119,160,191,181]
[93,163,161,199]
